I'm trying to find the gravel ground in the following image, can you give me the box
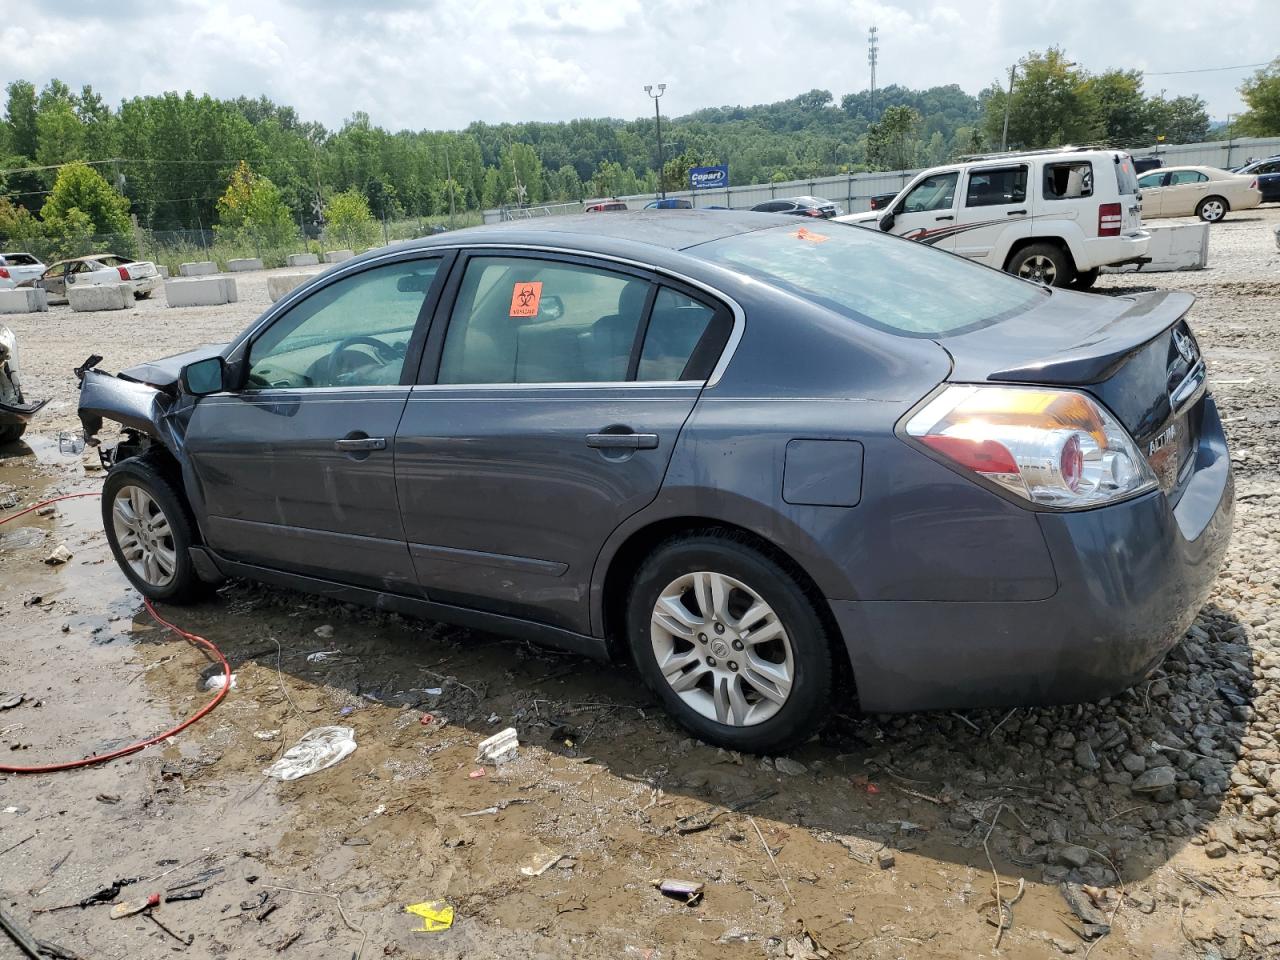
[1,212,1279,959]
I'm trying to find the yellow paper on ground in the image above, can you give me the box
[405,900,454,932]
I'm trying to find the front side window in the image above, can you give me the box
[1169,170,1208,185]
[1043,161,1093,200]
[247,259,439,389]
[901,172,958,213]
[438,257,651,384]
[966,166,1027,207]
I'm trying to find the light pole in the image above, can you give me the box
[1000,63,1017,152]
[645,83,667,200]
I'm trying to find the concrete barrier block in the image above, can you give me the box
[323,249,354,263]
[1104,223,1209,274]
[226,258,264,272]
[179,261,218,277]
[267,273,314,302]
[156,264,171,278]
[286,253,320,267]
[0,287,49,314]
[164,276,239,308]
[68,283,134,312]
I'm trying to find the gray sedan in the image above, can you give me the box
[78,211,1233,753]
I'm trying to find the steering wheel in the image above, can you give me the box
[322,335,397,381]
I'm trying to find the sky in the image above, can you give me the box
[4,0,1277,132]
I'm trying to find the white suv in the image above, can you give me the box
[837,149,1149,289]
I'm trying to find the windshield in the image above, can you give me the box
[691,223,1044,337]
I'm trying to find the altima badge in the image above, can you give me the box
[1172,328,1198,365]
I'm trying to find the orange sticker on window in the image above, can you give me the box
[509,282,543,317]
[790,227,829,243]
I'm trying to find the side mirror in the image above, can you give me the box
[182,356,227,396]
[879,211,896,232]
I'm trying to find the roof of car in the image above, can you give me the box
[48,254,124,266]
[1149,165,1229,175]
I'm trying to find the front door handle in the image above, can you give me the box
[1007,209,1028,215]
[586,433,659,450]
[934,215,954,221]
[334,437,387,452]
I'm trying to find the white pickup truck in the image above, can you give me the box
[24,254,162,302]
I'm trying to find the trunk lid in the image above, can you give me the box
[940,288,1205,497]
[125,261,158,279]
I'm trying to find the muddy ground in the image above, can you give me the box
[2,212,1279,960]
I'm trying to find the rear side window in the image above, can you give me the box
[1113,155,1139,196]
[694,223,1043,337]
[1043,162,1093,200]
[638,288,731,381]
[1169,170,1208,185]
[439,257,651,384]
[966,166,1027,207]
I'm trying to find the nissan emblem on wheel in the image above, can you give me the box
[79,210,1231,753]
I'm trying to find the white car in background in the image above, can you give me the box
[836,148,1150,289]
[21,254,162,302]
[1135,166,1263,222]
[0,252,46,289]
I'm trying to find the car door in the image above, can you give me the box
[883,171,960,251]
[394,251,734,634]
[41,262,70,298]
[183,253,449,592]
[955,163,1030,262]
[1137,172,1168,217]
[1162,170,1208,216]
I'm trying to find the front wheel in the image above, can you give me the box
[1196,196,1228,223]
[626,533,834,753]
[0,423,26,445]
[1007,243,1074,287]
[102,455,206,603]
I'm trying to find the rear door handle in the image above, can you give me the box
[1007,209,1028,215]
[334,437,387,451]
[586,433,659,450]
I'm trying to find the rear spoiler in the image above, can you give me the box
[989,290,1194,385]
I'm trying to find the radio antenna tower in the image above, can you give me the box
[868,26,879,117]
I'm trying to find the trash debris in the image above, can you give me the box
[339,706,355,716]
[204,673,237,692]
[520,853,567,877]
[313,624,334,639]
[460,798,529,817]
[476,727,519,765]
[674,789,777,835]
[43,544,73,566]
[405,900,454,932]
[306,650,340,663]
[468,768,486,779]
[165,888,204,902]
[263,726,357,781]
[486,712,500,724]
[653,878,704,906]
[877,850,896,870]
[254,730,280,741]
[1059,882,1111,939]
[110,892,160,919]
[95,793,120,804]
[423,687,443,696]
[0,694,24,711]
[419,713,434,725]
[272,930,302,952]
[774,757,807,776]
[146,910,194,947]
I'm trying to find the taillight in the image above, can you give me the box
[117,266,130,280]
[1098,202,1122,237]
[804,208,823,217]
[0,267,9,279]
[1250,178,1258,190]
[905,385,1156,509]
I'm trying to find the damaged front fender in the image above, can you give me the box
[77,367,190,454]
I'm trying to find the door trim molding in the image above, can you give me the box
[409,541,568,577]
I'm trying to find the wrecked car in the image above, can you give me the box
[1,323,47,445]
[77,211,1233,753]
[25,254,162,302]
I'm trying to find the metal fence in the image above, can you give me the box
[483,135,1280,224]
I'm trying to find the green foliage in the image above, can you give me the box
[982,48,1101,150]
[323,189,380,250]
[1145,95,1210,144]
[867,106,923,171]
[41,161,135,255]
[215,160,298,255]
[42,208,96,259]
[1237,59,1280,136]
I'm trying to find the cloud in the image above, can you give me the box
[6,0,1277,132]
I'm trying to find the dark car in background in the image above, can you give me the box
[1234,156,1280,203]
[868,191,899,211]
[750,196,842,218]
[644,198,693,209]
[1133,156,1164,175]
[78,211,1232,753]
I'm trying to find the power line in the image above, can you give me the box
[1143,61,1270,76]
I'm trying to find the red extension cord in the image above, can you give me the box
[0,491,231,774]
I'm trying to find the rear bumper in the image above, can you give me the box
[129,276,163,295]
[832,395,1234,713]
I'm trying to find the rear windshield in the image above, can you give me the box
[1113,154,1139,196]
[691,223,1044,337]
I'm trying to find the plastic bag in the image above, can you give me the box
[264,726,357,781]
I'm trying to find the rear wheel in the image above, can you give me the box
[102,455,206,603]
[626,533,834,753]
[1071,268,1100,290]
[1007,243,1074,287]
[1196,196,1228,223]
[0,423,26,445]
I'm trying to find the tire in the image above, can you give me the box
[1071,268,1100,290]
[102,454,206,603]
[135,290,152,300]
[626,533,834,753]
[0,423,26,445]
[1007,243,1074,287]
[1196,196,1228,223]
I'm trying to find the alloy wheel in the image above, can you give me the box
[1200,199,1225,222]
[111,484,177,587]
[1017,255,1057,285]
[650,570,795,726]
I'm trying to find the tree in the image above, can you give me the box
[982,48,1100,150]
[867,106,922,171]
[40,161,134,253]
[1087,69,1148,146]
[1145,95,1210,145]
[4,81,38,158]
[215,160,297,252]
[1237,59,1280,136]
[323,189,380,250]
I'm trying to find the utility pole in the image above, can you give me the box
[1001,63,1017,152]
[867,26,879,118]
[645,84,667,200]
[444,144,456,230]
